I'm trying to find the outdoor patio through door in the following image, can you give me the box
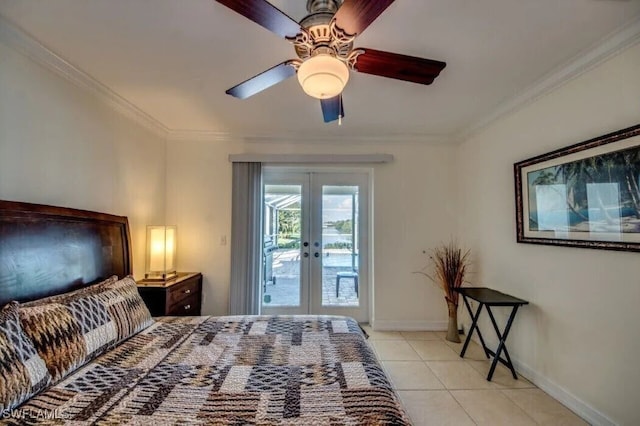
[261,170,369,322]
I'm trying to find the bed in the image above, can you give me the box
[0,200,410,425]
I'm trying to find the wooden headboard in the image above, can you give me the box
[0,200,132,305]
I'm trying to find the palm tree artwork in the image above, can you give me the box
[527,145,640,233]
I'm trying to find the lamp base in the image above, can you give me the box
[144,271,178,281]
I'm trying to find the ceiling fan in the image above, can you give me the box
[216,0,446,123]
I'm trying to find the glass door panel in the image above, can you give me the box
[320,185,359,307]
[310,173,369,322]
[262,174,309,315]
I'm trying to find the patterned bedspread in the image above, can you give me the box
[6,315,410,425]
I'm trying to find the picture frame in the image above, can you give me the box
[514,124,640,252]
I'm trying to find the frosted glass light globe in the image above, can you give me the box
[297,54,349,99]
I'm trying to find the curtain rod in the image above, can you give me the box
[228,154,393,163]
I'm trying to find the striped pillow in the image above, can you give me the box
[95,276,155,345]
[0,302,51,411]
[18,276,153,383]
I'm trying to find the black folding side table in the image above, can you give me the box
[454,287,529,381]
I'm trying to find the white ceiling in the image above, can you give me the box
[1,0,639,141]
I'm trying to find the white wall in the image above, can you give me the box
[166,138,458,326]
[457,42,640,425]
[165,139,234,316]
[0,40,167,279]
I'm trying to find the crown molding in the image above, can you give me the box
[167,128,451,145]
[0,15,169,138]
[166,129,237,142]
[456,17,640,143]
[241,132,452,145]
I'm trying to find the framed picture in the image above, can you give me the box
[514,124,640,252]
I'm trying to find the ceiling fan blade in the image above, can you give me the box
[320,95,345,123]
[332,0,395,36]
[354,48,446,85]
[226,62,297,99]
[215,0,302,39]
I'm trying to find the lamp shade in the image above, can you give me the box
[297,54,349,99]
[145,225,177,280]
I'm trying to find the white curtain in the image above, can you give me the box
[229,162,263,315]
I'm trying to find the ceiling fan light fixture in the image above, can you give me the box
[297,54,349,99]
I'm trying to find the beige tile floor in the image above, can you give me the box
[362,326,587,426]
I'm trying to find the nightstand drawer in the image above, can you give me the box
[167,293,200,316]
[168,276,201,306]
[137,272,203,317]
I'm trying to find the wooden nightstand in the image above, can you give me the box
[137,272,202,316]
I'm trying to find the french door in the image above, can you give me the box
[261,169,369,322]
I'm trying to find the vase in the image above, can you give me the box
[446,300,461,343]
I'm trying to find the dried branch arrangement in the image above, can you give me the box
[430,241,470,307]
[416,240,470,342]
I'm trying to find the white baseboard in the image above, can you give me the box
[370,320,448,331]
[463,330,616,426]
[512,359,615,426]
